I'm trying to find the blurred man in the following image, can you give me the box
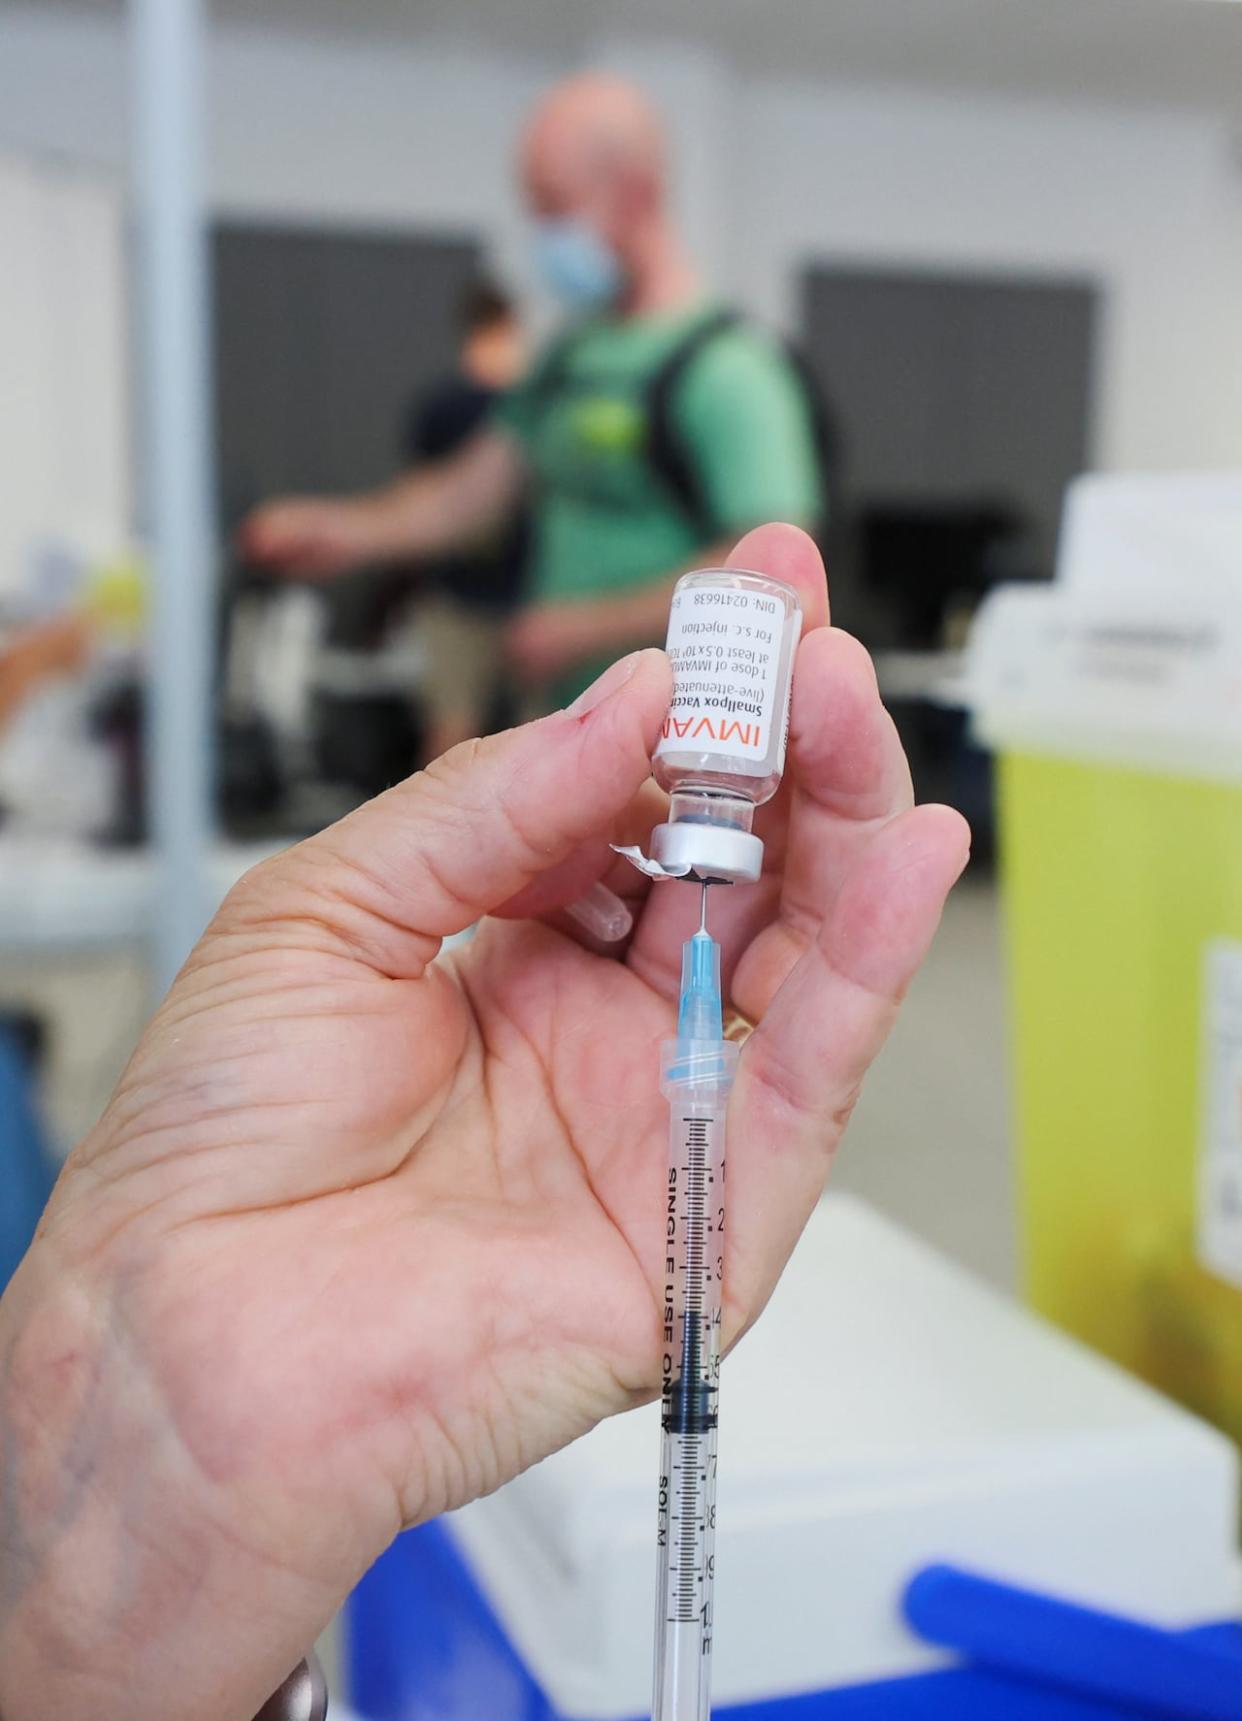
[401,280,529,754]
[242,74,824,710]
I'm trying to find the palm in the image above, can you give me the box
[79,909,681,1542]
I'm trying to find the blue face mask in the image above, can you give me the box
[532,216,624,312]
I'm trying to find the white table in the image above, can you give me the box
[0,835,286,955]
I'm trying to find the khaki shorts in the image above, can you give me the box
[416,595,508,734]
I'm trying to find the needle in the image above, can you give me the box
[699,879,709,936]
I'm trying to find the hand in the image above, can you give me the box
[505,599,612,684]
[0,614,93,731]
[0,525,969,1721]
[237,495,376,578]
[13,614,93,679]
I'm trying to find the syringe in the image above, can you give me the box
[652,884,738,1721]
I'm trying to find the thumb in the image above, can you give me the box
[218,649,671,976]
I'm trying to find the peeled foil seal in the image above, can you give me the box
[611,842,693,881]
[611,826,764,886]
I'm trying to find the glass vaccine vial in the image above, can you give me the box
[647,568,803,884]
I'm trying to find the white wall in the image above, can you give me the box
[735,77,1242,471]
[3,2,1242,507]
[0,152,129,596]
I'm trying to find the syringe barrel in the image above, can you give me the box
[653,1039,736,1721]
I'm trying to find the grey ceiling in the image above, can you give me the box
[22,0,1242,116]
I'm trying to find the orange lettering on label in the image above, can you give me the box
[662,714,763,749]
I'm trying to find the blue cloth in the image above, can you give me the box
[0,1023,55,1289]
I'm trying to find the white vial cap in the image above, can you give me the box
[649,819,764,885]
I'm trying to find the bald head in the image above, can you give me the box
[521,74,670,249]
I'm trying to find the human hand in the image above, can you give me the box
[0,525,969,1721]
[13,614,93,679]
[0,614,93,731]
[237,495,375,579]
[505,598,611,684]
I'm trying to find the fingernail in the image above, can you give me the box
[565,880,634,943]
[565,651,642,718]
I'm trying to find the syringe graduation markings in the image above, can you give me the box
[652,882,736,1721]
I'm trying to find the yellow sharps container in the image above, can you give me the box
[1002,753,1242,1446]
[972,474,1242,1454]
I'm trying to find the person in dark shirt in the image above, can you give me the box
[403,281,529,754]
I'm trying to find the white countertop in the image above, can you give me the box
[0,835,286,953]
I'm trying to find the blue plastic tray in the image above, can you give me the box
[348,1520,1242,1720]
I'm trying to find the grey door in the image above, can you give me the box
[213,222,483,530]
[801,263,1100,582]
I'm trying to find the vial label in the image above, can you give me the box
[657,583,798,769]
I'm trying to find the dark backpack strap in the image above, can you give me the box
[646,308,840,542]
[645,308,743,534]
[524,324,589,413]
[778,338,841,538]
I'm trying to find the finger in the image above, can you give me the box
[726,520,832,627]
[561,881,637,946]
[493,778,666,927]
[627,523,831,999]
[215,649,672,978]
[730,625,916,1022]
[724,803,970,1340]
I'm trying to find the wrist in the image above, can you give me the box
[592,586,669,652]
[0,1244,330,1721]
[0,1252,131,1716]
